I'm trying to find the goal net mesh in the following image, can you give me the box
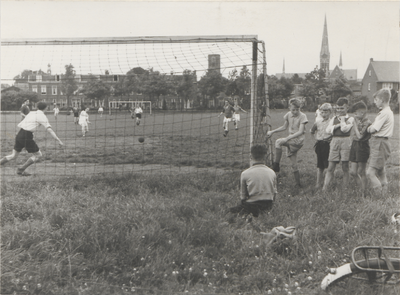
[1,36,272,180]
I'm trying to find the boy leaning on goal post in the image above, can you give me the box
[366,88,394,196]
[267,97,308,188]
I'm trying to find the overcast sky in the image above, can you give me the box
[1,1,399,82]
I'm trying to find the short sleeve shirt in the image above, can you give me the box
[370,106,394,138]
[18,110,51,132]
[79,111,89,125]
[313,119,332,141]
[284,111,308,142]
[134,107,143,114]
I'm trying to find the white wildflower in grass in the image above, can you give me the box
[267,290,272,294]
[37,284,41,288]
[284,284,289,288]
[209,282,212,286]
[318,256,322,260]
[131,287,135,292]
[203,272,208,277]
[23,285,27,291]
[303,269,307,272]
[168,240,172,244]
[307,276,312,281]
[308,261,312,265]
[294,282,299,287]
[297,287,301,290]
[273,278,277,284]
[141,257,144,261]
[189,267,193,272]
[318,251,322,255]
[141,236,145,239]
[223,272,228,279]
[288,292,292,295]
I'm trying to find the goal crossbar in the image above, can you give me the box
[2,35,259,46]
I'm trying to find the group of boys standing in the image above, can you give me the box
[229,88,394,219]
[218,99,247,137]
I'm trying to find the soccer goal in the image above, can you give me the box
[1,35,272,179]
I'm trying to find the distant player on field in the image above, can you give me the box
[132,105,143,125]
[98,106,104,117]
[232,100,247,130]
[218,100,235,137]
[79,107,91,137]
[72,106,80,124]
[0,102,64,176]
[53,104,59,119]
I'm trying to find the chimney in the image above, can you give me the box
[370,58,374,62]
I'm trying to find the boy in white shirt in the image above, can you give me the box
[79,108,91,137]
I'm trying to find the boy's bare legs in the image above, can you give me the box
[289,153,301,187]
[341,161,350,189]
[349,162,362,189]
[366,167,383,195]
[377,167,388,194]
[357,162,368,197]
[322,161,337,191]
[0,149,20,166]
[316,168,325,189]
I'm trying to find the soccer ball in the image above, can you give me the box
[138,137,144,143]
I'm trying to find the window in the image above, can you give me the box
[368,83,371,91]
[52,86,57,95]
[55,75,60,81]
[113,75,118,82]
[41,85,47,94]
[32,85,38,93]
[382,83,393,89]
[369,70,371,77]
[37,75,42,82]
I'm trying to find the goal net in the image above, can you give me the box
[1,36,272,180]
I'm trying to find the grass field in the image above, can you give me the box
[1,109,399,295]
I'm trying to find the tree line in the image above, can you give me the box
[1,64,371,112]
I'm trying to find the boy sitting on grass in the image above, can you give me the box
[310,103,333,190]
[267,98,308,187]
[229,144,277,218]
[322,97,355,191]
[349,101,372,197]
[366,89,394,196]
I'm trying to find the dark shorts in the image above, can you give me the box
[135,114,142,119]
[229,200,273,217]
[74,113,79,118]
[349,140,370,163]
[14,129,39,153]
[314,140,330,169]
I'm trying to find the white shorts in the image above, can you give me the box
[233,114,240,122]
[223,117,232,123]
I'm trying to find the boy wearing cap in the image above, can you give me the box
[349,101,372,197]
[366,89,394,195]
[310,103,333,190]
[322,97,354,191]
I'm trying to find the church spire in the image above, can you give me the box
[320,15,330,74]
[339,51,343,69]
[283,58,285,74]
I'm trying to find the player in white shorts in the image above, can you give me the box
[132,105,143,125]
[218,100,235,137]
[79,107,91,137]
[232,101,247,130]
[98,106,104,117]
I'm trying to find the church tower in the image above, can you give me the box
[339,51,343,69]
[320,15,330,74]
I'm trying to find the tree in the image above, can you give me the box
[300,66,329,107]
[60,64,78,108]
[177,70,197,110]
[81,77,111,107]
[198,70,228,109]
[326,75,352,102]
[0,90,39,111]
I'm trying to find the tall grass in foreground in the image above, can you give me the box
[1,170,399,295]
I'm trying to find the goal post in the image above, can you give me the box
[1,35,272,178]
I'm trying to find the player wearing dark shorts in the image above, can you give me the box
[0,102,64,176]
[73,107,80,124]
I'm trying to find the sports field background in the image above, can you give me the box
[1,109,398,180]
